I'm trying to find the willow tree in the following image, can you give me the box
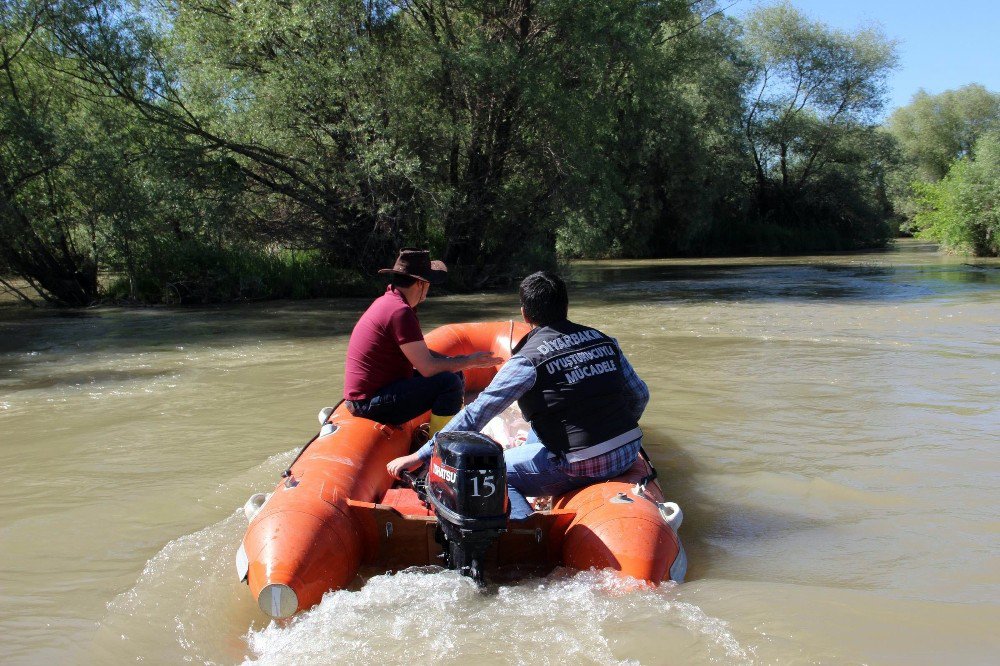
[51,0,400,275]
[885,85,1000,231]
[741,2,897,247]
[0,0,243,305]
[0,0,100,304]
[888,85,1000,182]
[57,0,720,286]
[398,0,707,277]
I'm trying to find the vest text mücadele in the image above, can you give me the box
[514,320,639,456]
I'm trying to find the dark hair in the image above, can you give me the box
[519,271,568,325]
[390,273,419,289]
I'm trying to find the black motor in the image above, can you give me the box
[426,431,508,586]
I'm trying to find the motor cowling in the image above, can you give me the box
[426,431,508,585]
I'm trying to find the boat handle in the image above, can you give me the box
[657,502,683,532]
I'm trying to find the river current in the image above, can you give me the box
[1,240,997,664]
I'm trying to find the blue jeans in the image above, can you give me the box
[348,372,463,426]
[503,433,631,520]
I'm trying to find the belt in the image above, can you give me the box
[563,427,643,463]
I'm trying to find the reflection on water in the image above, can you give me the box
[1,240,998,664]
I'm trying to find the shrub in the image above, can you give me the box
[914,131,1000,256]
[104,244,370,304]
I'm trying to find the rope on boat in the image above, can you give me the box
[281,399,345,480]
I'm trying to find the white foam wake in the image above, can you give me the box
[244,568,754,665]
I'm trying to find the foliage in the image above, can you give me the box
[913,131,1000,256]
[0,0,100,304]
[553,4,745,258]
[104,247,369,303]
[739,1,897,250]
[888,84,1000,182]
[885,85,1000,234]
[0,0,918,305]
[0,0,244,304]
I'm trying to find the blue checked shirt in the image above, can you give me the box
[417,338,649,477]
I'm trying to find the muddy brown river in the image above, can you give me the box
[1,240,997,664]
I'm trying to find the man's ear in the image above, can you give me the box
[520,306,530,325]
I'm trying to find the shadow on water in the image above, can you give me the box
[642,427,833,582]
[569,261,1000,305]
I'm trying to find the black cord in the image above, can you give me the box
[637,446,658,487]
[282,399,345,479]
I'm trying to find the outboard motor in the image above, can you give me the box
[426,431,509,586]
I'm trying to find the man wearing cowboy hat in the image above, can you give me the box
[343,248,501,436]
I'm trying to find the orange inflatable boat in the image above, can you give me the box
[236,321,686,618]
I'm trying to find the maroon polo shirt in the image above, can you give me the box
[343,286,424,401]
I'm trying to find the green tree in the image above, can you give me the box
[1,0,246,305]
[888,84,1000,182]
[739,2,897,249]
[1,0,926,306]
[54,0,392,265]
[540,2,750,259]
[63,0,729,285]
[0,0,100,304]
[885,85,1000,234]
[400,0,707,277]
[913,130,1000,256]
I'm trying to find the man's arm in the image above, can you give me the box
[412,355,536,462]
[614,338,650,422]
[401,339,501,376]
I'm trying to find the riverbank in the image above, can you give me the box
[3,239,970,309]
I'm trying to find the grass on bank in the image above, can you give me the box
[102,246,374,305]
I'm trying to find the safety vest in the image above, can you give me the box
[514,320,640,459]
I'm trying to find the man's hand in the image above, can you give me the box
[387,453,424,479]
[464,351,503,368]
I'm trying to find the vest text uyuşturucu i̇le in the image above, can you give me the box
[513,320,639,457]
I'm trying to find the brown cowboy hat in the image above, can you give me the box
[378,248,448,284]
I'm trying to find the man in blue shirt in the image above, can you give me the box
[387,271,649,520]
